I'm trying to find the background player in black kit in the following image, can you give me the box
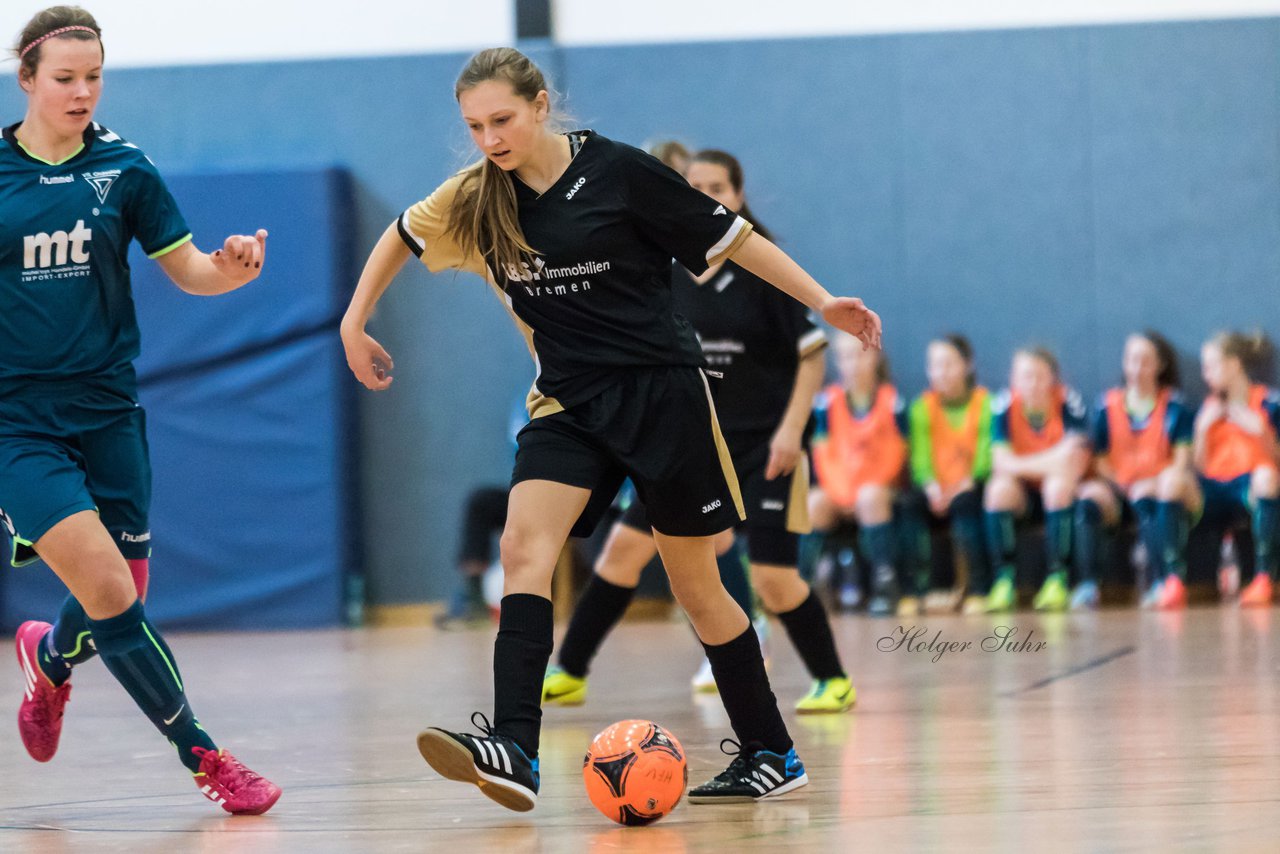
[341,48,880,812]
[543,149,854,715]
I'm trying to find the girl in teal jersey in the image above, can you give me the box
[5,6,278,814]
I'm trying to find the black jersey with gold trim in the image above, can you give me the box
[398,131,753,417]
[672,261,826,440]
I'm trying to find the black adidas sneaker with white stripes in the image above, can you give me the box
[416,712,540,812]
[687,739,809,803]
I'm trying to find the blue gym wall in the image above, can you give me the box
[3,17,1276,607]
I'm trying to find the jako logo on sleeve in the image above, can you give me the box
[23,221,92,269]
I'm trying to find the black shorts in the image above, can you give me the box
[619,429,809,563]
[511,367,744,538]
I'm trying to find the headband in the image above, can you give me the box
[19,25,98,60]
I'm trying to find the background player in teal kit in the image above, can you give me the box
[5,7,279,814]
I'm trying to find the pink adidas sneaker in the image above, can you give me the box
[16,620,71,762]
[193,747,283,815]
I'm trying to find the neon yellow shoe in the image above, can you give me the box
[795,676,856,714]
[541,665,587,706]
[986,575,1017,612]
[1033,571,1070,612]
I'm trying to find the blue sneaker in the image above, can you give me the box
[1070,580,1100,611]
[416,712,539,812]
[687,739,809,803]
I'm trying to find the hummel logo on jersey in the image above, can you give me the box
[712,205,727,216]
[119,530,152,544]
[23,221,92,269]
[702,500,722,514]
[82,169,121,204]
[565,176,586,200]
[39,174,73,185]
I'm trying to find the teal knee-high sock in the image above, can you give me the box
[859,523,894,573]
[984,510,1017,582]
[86,600,217,773]
[1045,507,1073,579]
[1252,497,1280,581]
[1155,500,1190,581]
[1072,500,1104,584]
[35,595,97,686]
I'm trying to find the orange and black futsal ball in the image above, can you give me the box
[582,720,687,825]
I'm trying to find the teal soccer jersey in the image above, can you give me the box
[0,121,191,388]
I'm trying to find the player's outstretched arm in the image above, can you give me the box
[729,231,882,351]
[156,229,268,296]
[340,223,413,391]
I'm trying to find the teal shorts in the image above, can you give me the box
[0,378,152,565]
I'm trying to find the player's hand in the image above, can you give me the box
[211,229,267,285]
[341,324,394,391]
[821,297,881,350]
[765,426,803,480]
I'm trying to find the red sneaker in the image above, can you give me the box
[1156,575,1188,611]
[1238,574,1274,608]
[15,620,71,762]
[193,747,282,815]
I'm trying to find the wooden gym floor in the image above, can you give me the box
[2,607,1279,852]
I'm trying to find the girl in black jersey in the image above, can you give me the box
[341,49,880,811]
[543,149,854,716]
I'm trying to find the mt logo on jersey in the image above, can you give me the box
[22,220,92,270]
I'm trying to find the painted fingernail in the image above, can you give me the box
[244,262,250,268]
[255,262,260,268]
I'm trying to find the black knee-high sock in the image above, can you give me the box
[1073,500,1104,584]
[493,593,554,758]
[1155,500,1189,580]
[776,590,845,680]
[702,625,792,755]
[1046,507,1073,577]
[951,490,990,594]
[1133,497,1159,581]
[718,539,755,618]
[557,576,634,678]
[985,510,1017,581]
[1252,497,1280,581]
[86,600,216,773]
